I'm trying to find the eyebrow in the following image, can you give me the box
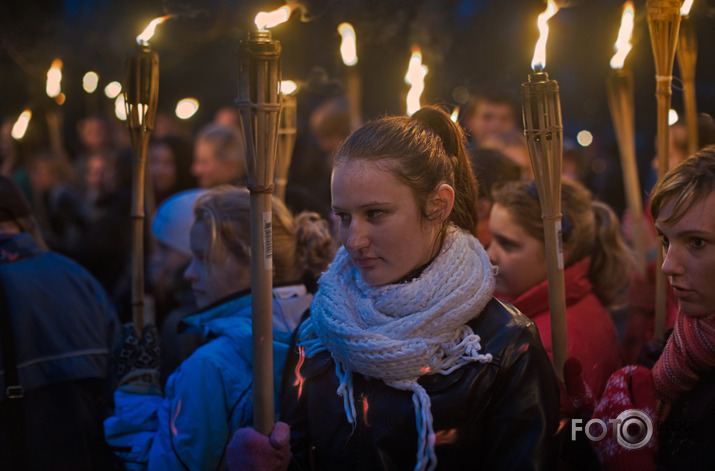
[654,224,712,239]
[331,202,392,212]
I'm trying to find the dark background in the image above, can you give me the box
[2,0,715,214]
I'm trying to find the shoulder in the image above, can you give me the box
[471,298,542,348]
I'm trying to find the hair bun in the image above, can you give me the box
[412,106,461,158]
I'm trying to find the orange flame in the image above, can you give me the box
[338,23,358,66]
[11,110,32,140]
[361,395,370,427]
[404,47,428,116]
[450,106,460,123]
[255,5,293,31]
[293,345,306,400]
[136,15,173,46]
[681,0,694,16]
[531,0,559,71]
[46,59,62,98]
[610,2,635,69]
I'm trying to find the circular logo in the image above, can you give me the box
[615,409,654,450]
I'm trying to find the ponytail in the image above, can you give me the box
[587,201,635,308]
[412,107,479,234]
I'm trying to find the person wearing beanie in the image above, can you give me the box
[0,175,120,469]
[148,188,207,384]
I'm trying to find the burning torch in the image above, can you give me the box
[607,2,646,277]
[275,80,298,202]
[124,15,170,331]
[521,0,567,380]
[647,0,681,345]
[237,5,287,435]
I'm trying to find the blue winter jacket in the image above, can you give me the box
[104,286,312,470]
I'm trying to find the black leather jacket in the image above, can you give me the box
[280,298,560,470]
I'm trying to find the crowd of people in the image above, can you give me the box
[1,78,714,470]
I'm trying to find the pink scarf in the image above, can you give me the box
[652,310,715,416]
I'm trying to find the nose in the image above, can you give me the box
[660,245,685,278]
[486,242,498,266]
[184,258,198,282]
[345,219,369,251]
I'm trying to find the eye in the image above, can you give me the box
[333,211,351,225]
[690,237,706,249]
[494,236,517,252]
[658,235,669,250]
[366,209,384,220]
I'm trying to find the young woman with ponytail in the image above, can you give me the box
[227,106,559,471]
[487,178,632,398]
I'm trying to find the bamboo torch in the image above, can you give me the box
[522,0,567,381]
[677,0,698,156]
[607,2,646,277]
[124,16,169,331]
[338,23,362,131]
[404,47,428,117]
[275,80,298,202]
[646,0,681,346]
[237,6,285,435]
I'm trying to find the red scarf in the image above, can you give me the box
[652,310,715,415]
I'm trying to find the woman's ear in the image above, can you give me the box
[432,184,455,223]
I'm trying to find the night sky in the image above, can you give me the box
[2,0,715,214]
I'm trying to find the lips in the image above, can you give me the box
[670,284,694,297]
[353,256,379,268]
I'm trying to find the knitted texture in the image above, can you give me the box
[591,365,657,471]
[651,310,715,411]
[298,227,495,471]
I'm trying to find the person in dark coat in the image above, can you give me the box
[226,107,560,471]
[0,175,120,470]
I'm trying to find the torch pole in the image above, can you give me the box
[124,44,159,333]
[677,15,698,156]
[275,92,297,202]
[522,69,567,381]
[607,68,646,276]
[237,30,282,435]
[647,0,681,345]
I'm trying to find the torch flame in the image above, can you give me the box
[11,110,32,140]
[404,47,428,117]
[136,15,172,46]
[681,0,694,16]
[46,59,62,98]
[450,106,460,123]
[280,80,298,95]
[610,2,635,70]
[531,0,559,71]
[255,5,293,31]
[338,23,358,66]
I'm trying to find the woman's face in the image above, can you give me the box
[184,221,250,309]
[331,160,442,286]
[655,191,715,318]
[191,139,239,188]
[487,203,547,298]
[150,143,177,194]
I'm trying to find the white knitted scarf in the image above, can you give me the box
[298,227,495,471]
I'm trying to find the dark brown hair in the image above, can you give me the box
[333,106,479,235]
